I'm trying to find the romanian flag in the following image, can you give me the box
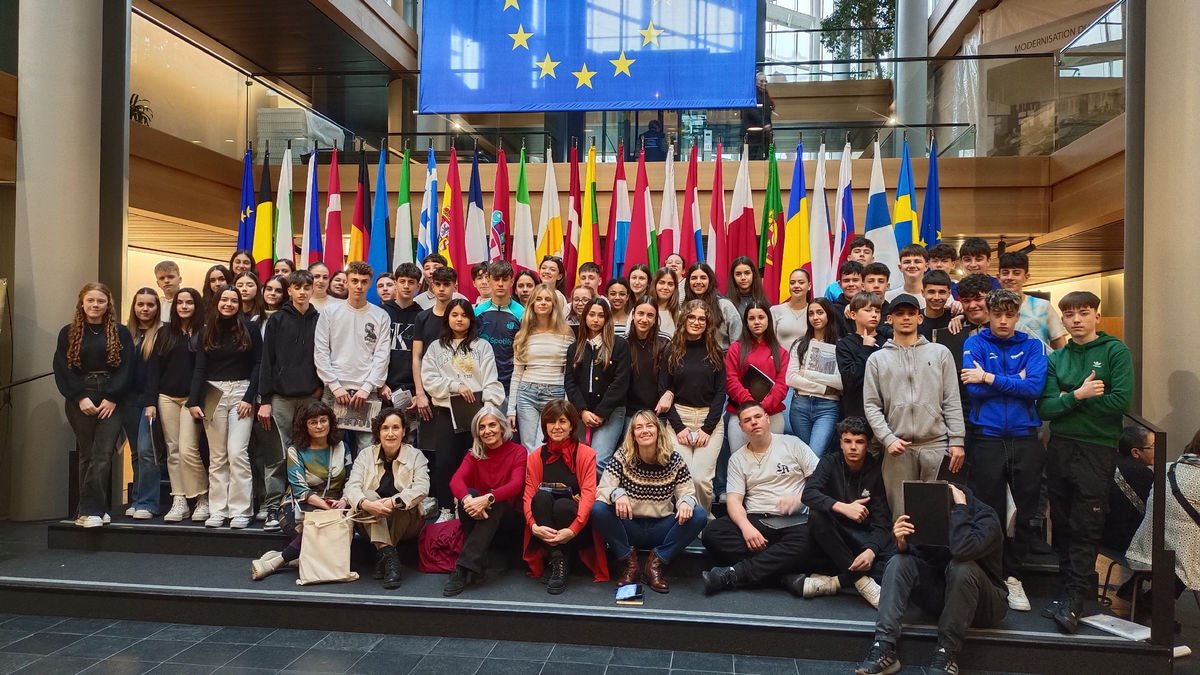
[236,146,255,252]
[578,144,601,280]
[707,144,728,292]
[273,146,294,267]
[759,145,785,304]
[511,147,536,273]
[323,147,345,274]
[490,147,510,261]
[920,136,942,248]
[348,148,370,262]
[625,148,657,272]
[564,145,581,293]
[681,144,702,267]
[534,152,562,262]
[779,144,810,302]
[367,146,390,303]
[893,137,919,251]
[252,147,275,282]
[657,144,679,268]
[603,145,631,279]
[299,146,322,267]
[392,147,415,269]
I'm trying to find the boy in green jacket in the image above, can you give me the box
[1037,291,1133,634]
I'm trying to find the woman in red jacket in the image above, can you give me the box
[443,406,526,597]
[724,300,790,453]
[522,400,610,594]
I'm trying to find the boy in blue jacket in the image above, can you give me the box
[960,289,1047,613]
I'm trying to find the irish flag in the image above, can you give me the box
[511,147,536,273]
[392,147,415,268]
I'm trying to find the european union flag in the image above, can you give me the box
[419,0,758,113]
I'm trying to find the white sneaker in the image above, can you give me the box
[191,496,210,522]
[76,516,104,528]
[854,576,882,609]
[230,516,251,529]
[204,514,225,528]
[251,551,285,580]
[435,508,455,524]
[132,509,154,520]
[1006,576,1031,611]
[802,573,840,599]
[124,507,135,517]
[255,508,268,522]
[163,496,190,522]
[421,497,439,519]
[102,513,111,524]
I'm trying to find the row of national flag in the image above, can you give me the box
[236,137,944,304]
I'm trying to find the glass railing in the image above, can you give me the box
[1056,1,1125,150]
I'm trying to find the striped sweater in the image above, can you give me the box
[597,450,696,518]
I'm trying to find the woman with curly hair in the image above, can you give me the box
[53,282,135,528]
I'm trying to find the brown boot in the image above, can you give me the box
[644,550,669,594]
[615,549,640,586]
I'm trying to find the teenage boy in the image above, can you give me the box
[154,260,181,319]
[475,260,525,398]
[417,254,466,309]
[258,269,323,530]
[863,294,964,517]
[885,245,928,309]
[1037,291,1133,634]
[836,292,884,422]
[470,262,491,302]
[961,289,1048,612]
[381,263,423,410]
[701,402,820,595]
[793,416,892,608]
[314,261,392,456]
[927,243,958,274]
[374,273,396,305]
[825,237,875,300]
[856,483,1006,675]
[919,270,954,340]
[577,262,603,293]
[958,238,1000,290]
[308,262,335,311]
[831,260,866,334]
[863,263,894,340]
[997,251,1068,350]
[412,266,459,424]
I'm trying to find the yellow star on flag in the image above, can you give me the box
[572,63,597,88]
[609,51,635,77]
[639,21,664,46]
[508,24,533,50]
[503,0,519,10]
[536,53,560,78]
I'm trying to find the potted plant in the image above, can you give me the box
[129,93,153,125]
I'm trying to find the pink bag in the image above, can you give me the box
[418,518,464,573]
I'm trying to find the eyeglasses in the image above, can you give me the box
[686,315,707,324]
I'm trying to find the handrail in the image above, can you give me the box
[0,371,52,393]
[1122,411,1172,647]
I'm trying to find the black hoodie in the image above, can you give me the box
[802,451,892,554]
[910,487,1006,595]
[835,333,882,421]
[259,303,321,398]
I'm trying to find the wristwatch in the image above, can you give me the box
[486,493,495,506]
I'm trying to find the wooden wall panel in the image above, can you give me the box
[0,73,13,182]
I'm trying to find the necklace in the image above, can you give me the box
[85,323,103,336]
[747,446,771,470]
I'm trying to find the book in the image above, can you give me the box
[741,365,774,403]
[615,583,644,606]
[802,340,838,376]
[449,392,484,434]
[333,398,382,433]
[904,481,951,548]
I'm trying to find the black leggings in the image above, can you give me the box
[531,491,578,551]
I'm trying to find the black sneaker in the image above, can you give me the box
[928,646,959,675]
[1040,596,1064,619]
[263,506,281,533]
[855,641,900,675]
[372,556,385,580]
[1053,598,1082,634]
[701,566,737,596]
[443,566,472,597]
[380,546,403,590]
[781,573,807,598]
[546,551,568,595]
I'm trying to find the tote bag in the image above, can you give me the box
[296,509,360,586]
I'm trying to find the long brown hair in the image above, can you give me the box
[67,282,123,369]
[202,286,251,352]
[668,299,721,372]
[572,298,615,369]
[627,299,664,378]
[125,287,162,361]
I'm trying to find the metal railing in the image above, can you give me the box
[1123,411,1174,647]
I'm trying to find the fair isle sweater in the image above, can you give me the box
[597,450,697,518]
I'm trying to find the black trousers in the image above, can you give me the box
[1046,435,1116,600]
[701,514,809,585]
[967,434,1045,578]
[65,381,123,517]
[424,406,471,510]
[455,499,523,574]
[874,554,1007,654]
[806,508,892,585]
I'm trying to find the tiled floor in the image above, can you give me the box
[0,613,939,675]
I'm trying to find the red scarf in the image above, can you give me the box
[544,438,578,469]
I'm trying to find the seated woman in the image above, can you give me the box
[591,409,708,593]
[444,406,527,597]
[522,400,610,594]
[345,408,430,590]
[251,401,350,580]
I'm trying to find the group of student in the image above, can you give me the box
[53,236,1150,675]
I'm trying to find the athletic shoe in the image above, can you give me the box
[255,508,268,521]
[802,573,840,599]
[1006,576,1031,611]
[1040,597,1064,619]
[435,508,454,524]
[204,515,225,528]
[1053,597,1082,634]
[229,516,251,529]
[76,516,104,529]
[701,566,737,596]
[263,506,281,533]
[132,509,154,520]
[443,567,473,597]
[856,641,900,675]
[854,576,882,609]
[163,496,190,522]
[251,551,284,580]
[102,513,111,524]
[191,496,210,522]
[928,646,959,675]
[124,507,135,517]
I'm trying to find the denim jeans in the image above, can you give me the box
[583,407,626,475]
[589,501,708,564]
[131,415,162,512]
[788,394,840,458]
[515,382,565,452]
[202,380,254,519]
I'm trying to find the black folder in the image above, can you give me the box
[741,365,774,403]
[904,481,952,548]
[449,392,484,434]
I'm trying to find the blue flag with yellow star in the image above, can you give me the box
[419,0,757,113]
[236,146,255,251]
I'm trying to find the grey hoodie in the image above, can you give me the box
[862,335,965,449]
